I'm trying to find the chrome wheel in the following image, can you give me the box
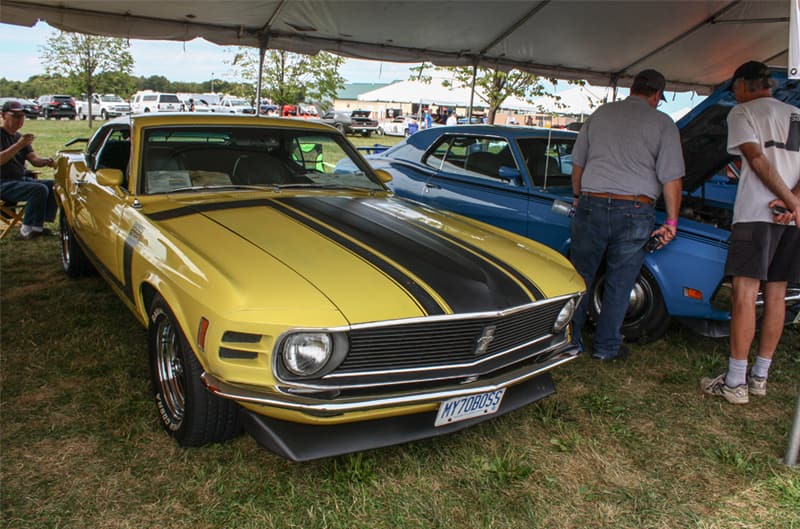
[153,310,186,430]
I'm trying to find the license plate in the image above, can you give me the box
[434,388,506,427]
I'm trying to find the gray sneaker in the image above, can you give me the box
[748,375,767,396]
[700,373,749,404]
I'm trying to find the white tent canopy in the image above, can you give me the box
[1,0,792,94]
[357,78,607,115]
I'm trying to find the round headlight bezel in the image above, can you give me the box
[278,331,349,380]
[553,298,577,333]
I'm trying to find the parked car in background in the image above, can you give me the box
[130,91,184,113]
[53,113,584,461]
[0,97,39,119]
[211,97,256,114]
[320,109,380,136]
[76,93,131,120]
[364,73,800,343]
[380,115,419,136]
[36,94,76,119]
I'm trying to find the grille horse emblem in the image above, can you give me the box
[474,325,497,355]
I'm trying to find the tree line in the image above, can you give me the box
[1,31,346,109]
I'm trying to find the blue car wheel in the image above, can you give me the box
[589,268,670,343]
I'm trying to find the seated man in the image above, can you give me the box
[0,101,57,240]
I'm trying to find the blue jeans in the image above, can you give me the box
[569,196,655,357]
[0,177,57,227]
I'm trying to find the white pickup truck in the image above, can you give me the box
[76,94,132,120]
[211,97,256,114]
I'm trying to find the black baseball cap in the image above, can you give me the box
[728,60,771,90]
[1,100,25,114]
[633,69,667,101]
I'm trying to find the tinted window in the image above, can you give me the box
[424,134,518,183]
[159,94,181,103]
[517,137,575,187]
[143,95,157,102]
[140,126,382,194]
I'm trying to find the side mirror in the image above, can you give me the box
[374,169,393,184]
[498,165,521,183]
[96,168,124,186]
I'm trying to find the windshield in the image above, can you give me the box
[229,99,249,106]
[140,126,383,194]
[101,95,124,102]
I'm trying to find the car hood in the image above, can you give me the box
[150,193,583,324]
[678,68,799,193]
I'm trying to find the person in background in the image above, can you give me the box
[569,69,684,360]
[700,61,800,404]
[446,111,458,126]
[423,108,432,129]
[0,100,57,240]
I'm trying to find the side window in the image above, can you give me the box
[517,138,575,187]
[95,127,132,190]
[425,135,518,184]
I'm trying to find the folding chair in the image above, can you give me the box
[0,200,26,239]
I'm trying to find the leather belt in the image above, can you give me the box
[582,192,654,205]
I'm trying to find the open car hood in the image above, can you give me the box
[678,69,800,193]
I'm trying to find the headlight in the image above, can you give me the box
[282,333,333,376]
[553,298,577,332]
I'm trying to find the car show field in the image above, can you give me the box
[1,119,798,528]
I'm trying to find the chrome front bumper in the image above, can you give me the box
[201,345,580,417]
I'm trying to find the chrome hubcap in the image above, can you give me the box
[155,317,185,426]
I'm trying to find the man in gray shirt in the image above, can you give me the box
[569,69,684,360]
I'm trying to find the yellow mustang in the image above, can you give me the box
[55,113,584,461]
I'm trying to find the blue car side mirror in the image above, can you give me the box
[498,165,521,183]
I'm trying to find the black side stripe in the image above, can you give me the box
[265,199,446,315]
[279,196,535,312]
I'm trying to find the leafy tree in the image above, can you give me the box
[229,48,345,108]
[408,62,434,83]
[40,31,133,124]
[440,66,552,124]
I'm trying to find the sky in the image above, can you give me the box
[0,22,704,120]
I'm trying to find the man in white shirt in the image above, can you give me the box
[701,61,800,404]
[445,111,458,126]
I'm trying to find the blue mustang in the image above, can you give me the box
[365,72,800,342]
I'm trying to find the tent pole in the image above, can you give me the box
[256,45,266,116]
[468,63,478,121]
[786,385,800,466]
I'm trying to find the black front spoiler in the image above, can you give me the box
[241,372,556,461]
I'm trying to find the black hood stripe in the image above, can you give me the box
[421,225,544,301]
[279,196,535,312]
[265,200,446,315]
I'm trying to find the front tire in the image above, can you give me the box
[100,110,108,120]
[60,210,95,277]
[589,267,670,343]
[148,295,241,446]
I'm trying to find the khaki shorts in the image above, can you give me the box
[725,222,800,282]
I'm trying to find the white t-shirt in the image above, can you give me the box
[446,114,458,126]
[727,97,800,224]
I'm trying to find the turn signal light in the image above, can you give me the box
[683,288,703,301]
[197,317,210,351]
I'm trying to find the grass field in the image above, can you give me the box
[2,119,799,529]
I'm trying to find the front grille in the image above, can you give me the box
[337,299,566,373]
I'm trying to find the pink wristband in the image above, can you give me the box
[665,219,678,227]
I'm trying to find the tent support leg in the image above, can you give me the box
[256,45,266,116]
[467,63,477,122]
[786,385,800,467]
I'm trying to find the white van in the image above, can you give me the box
[130,91,184,113]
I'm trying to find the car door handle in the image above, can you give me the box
[423,182,441,192]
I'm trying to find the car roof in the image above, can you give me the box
[104,113,340,133]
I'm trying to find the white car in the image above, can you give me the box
[380,116,419,136]
[131,91,184,113]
